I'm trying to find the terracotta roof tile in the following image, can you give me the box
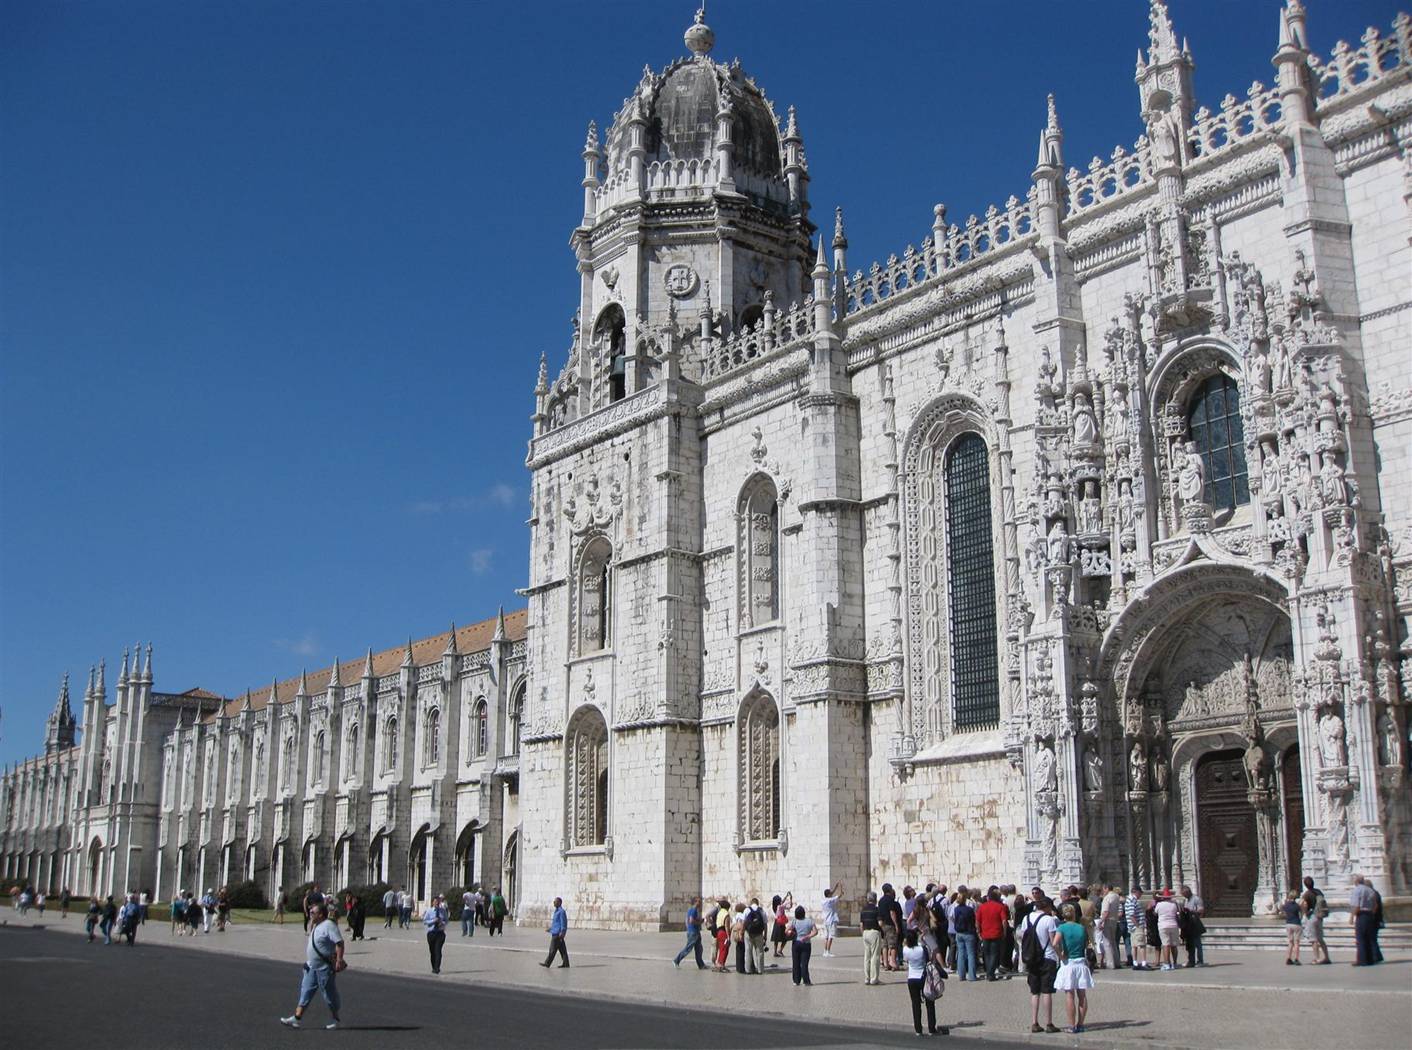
[211,609,526,721]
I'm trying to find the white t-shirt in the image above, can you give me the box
[820,895,839,925]
[1155,899,1180,930]
[903,943,928,979]
[1021,911,1061,963]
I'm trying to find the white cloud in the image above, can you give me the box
[406,483,517,516]
[274,633,320,657]
[485,482,517,510]
[468,548,494,574]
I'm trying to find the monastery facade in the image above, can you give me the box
[4,2,1411,926]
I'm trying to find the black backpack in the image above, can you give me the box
[1020,916,1046,970]
[746,908,767,937]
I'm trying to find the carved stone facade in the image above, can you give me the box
[521,3,1412,927]
[1,615,529,911]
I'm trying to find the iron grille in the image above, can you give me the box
[945,433,1000,731]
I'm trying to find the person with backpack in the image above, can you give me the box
[1299,876,1330,964]
[744,898,768,974]
[902,927,948,1035]
[1020,896,1061,1034]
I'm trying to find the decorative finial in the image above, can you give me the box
[1047,93,1059,131]
[536,352,549,393]
[685,5,714,58]
[584,120,599,152]
[784,105,800,141]
[833,206,847,248]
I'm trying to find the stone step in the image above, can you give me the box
[1198,920,1412,951]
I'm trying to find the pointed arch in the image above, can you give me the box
[575,535,614,655]
[737,689,781,843]
[737,474,781,629]
[507,679,526,757]
[564,705,609,847]
[423,707,441,766]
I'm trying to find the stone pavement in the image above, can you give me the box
[7,911,1408,1049]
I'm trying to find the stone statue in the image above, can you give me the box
[1326,791,1351,866]
[1129,739,1149,791]
[1072,390,1098,445]
[1150,744,1169,792]
[1318,709,1347,768]
[1243,737,1271,793]
[1178,441,1205,503]
[1034,741,1058,793]
[1083,743,1104,792]
[1377,711,1400,768]
[1273,335,1294,391]
[1079,481,1103,535]
[1249,347,1272,395]
[1260,441,1282,497]
[1047,519,1068,565]
[1320,455,1348,507]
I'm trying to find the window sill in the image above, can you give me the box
[561,836,614,860]
[734,839,782,854]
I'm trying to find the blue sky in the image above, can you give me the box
[0,0,1397,764]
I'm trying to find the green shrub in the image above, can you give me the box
[224,880,267,909]
[336,882,391,917]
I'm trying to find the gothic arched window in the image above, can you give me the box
[566,707,609,847]
[738,476,780,629]
[424,708,441,766]
[577,537,613,654]
[343,724,358,782]
[253,734,266,794]
[281,735,296,793]
[226,740,241,801]
[508,682,525,757]
[738,691,781,842]
[474,698,488,758]
[1187,373,1249,513]
[384,716,398,772]
[313,731,327,786]
[945,432,1001,731]
[594,304,627,404]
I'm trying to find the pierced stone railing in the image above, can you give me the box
[1186,81,1283,163]
[1311,14,1411,109]
[842,192,1035,315]
[1065,137,1153,215]
[700,296,816,382]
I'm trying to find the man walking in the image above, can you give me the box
[424,894,449,974]
[860,891,883,985]
[490,887,507,935]
[540,896,569,968]
[673,895,706,969]
[382,886,398,929]
[281,902,345,1030]
[461,887,480,937]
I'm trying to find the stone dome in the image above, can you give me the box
[603,57,785,183]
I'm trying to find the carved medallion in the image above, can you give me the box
[664,263,698,299]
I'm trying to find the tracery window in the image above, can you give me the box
[566,707,608,847]
[226,740,241,802]
[507,682,525,757]
[281,735,296,793]
[1186,373,1249,513]
[203,747,216,805]
[312,731,327,786]
[738,691,781,842]
[162,750,174,809]
[424,708,441,767]
[384,716,399,772]
[738,476,780,629]
[474,698,488,758]
[576,537,613,654]
[343,724,358,782]
[945,433,1001,731]
[253,735,266,795]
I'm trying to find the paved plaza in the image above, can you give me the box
[2,911,1407,1049]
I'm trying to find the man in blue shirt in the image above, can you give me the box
[539,896,570,968]
[673,895,706,969]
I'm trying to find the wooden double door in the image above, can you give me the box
[1195,750,1259,917]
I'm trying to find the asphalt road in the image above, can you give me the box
[0,924,1031,1050]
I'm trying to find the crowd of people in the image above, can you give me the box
[7,869,1392,1037]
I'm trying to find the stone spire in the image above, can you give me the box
[328,656,341,689]
[141,642,153,683]
[832,207,848,273]
[45,673,77,753]
[444,623,459,656]
[362,647,376,679]
[402,637,415,667]
[493,606,508,642]
[296,668,310,698]
[1036,93,1064,170]
[118,647,130,686]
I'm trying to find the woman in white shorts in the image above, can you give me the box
[1052,903,1095,1034]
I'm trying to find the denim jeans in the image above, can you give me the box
[954,932,979,980]
[461,914,474,937]
[982,936,1004,978]
[298,965,340,1019]
[100,918,113,944]
[791,939,812,984]
[674,928,705,968]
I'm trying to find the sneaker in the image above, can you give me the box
[1045,1024,1062,1033]
[325,1022,339,1031]
[1031,1023,1044,1033]
[279,1016,300,1029]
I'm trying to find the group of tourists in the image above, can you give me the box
[169,888,230,934]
